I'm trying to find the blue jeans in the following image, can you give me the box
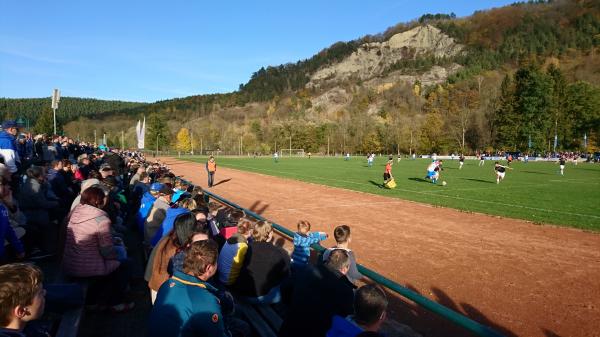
[208,171,215,187]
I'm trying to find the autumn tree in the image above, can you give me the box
[175,128,192,154]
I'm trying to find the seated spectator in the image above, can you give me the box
[279,249,355,337]
[232,220,290,304]
[146,212,197,304]
[62,186,133,312]
[148,240,248,337]
[217,219,254,286]
[0,264,45,336]
[150,198,197,247]
[322,225,364,284]
[0,177,24,263]
[136,182,161,232]
[144,184,173,244]
[326,284,388,337]
[291,220,327,271]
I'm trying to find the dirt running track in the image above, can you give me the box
[162,158,600,337]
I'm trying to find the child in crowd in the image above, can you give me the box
[322,225,363,284]
[136,182,161,233]
[217,218,254,286]
[0,264,46,336]
[292,220,327,270]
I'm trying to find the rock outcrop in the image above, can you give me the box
[308,25,463,87]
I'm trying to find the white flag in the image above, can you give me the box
[135,120,142,149]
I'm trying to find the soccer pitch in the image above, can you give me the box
[180,156,600,231]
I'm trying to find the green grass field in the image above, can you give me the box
[180,155,600,231]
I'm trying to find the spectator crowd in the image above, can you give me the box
[0,120,389,337]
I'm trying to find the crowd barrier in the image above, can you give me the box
[200,189,505,337]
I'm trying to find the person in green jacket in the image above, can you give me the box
[148,240,227,337]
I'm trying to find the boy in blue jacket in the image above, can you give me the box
[291,220,327,271]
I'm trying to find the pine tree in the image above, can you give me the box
[33,107,55,135]
[513,65,553,151]
[548,63,568,149]
[146,112,169,151]
[175,128,192,154]
[494,74,518,149]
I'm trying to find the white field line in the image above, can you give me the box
[224,163,600,220]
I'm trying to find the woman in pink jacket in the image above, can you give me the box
[62,186,134,312]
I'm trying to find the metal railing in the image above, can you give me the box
[201,189,505,337]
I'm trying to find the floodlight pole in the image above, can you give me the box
[53,108,57,135]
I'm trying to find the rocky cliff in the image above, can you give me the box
[308,25,463,88]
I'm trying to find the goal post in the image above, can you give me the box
[280,149,305,157]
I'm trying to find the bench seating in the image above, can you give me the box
[237,302,283,337]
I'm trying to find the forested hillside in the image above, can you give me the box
[0,97,146,126]
[8,0,600,154]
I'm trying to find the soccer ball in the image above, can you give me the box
[442,181,447,186]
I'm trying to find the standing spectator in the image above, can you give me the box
[150,198,196,247]
[322,225,364,284]
[129,165,146,187]
[279,249,355,337]
[0,264,46,336]
[146,212,197,304]
[32,135,44,165]
[232,220,290,304]
[60,159,79,195]
[136,183,160,233]
[46,160,74,205]
[62,186,133,312]
[206,156,217,188]
[99,163,113,179]
[74,154,92,181]
[291,220,327,271]
[326,284,388,337]
[18,166,60,254]
[0,177,25,263]
[144,184,173,244]
[0,121,20,175]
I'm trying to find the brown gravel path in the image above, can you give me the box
[162,157,600,337]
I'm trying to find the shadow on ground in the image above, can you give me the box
[408,177,430,183]
[382,284,518,337]
[461,178,495,184]
[212,178,232,187]
[369,180,384,188]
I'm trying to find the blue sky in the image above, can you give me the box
[0,0,515,102]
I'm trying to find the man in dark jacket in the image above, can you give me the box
[279,249,355,337]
